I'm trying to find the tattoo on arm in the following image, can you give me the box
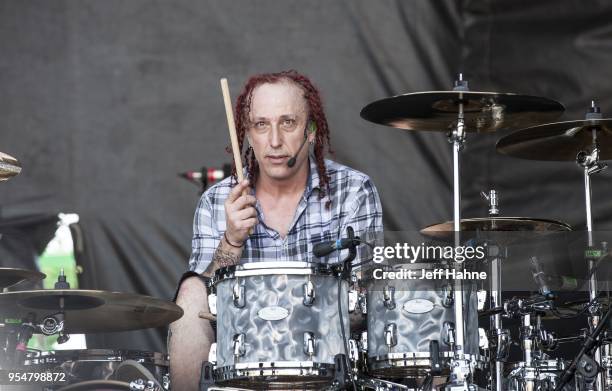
[212,247,240,268]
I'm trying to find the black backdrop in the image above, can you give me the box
[1,0,612,354]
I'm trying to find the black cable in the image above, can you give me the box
[337,276,358,391]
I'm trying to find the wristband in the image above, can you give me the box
[224,232,244,248]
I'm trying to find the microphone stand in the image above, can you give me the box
[554,304,612,391]
[332,226,359,391]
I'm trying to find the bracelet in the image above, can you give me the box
[224,232,244,248]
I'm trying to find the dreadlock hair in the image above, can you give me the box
[231,70,333,206]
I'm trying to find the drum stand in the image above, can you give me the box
[443,74,477,391]
[577,102,608,391]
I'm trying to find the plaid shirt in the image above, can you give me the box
[188,157,383,274]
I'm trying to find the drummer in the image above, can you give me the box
[169,70,383,391]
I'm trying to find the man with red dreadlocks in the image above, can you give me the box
[168,70,383,390]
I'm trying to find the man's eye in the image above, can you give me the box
[283,119,295,126]
[255,122,267,128]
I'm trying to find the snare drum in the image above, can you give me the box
[363,263,482,377]
[210,261,350,390]
[25,349,168,387]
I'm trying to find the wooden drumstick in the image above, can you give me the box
[198,311,217,321]
[220,78,254,237]
[220,78,246,186]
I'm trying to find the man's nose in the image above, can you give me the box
[269,126,283,148]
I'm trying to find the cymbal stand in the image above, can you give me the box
[480,189,509,391]
[577,101,608,391]
[444,74,476,391]
[519,313,539,391]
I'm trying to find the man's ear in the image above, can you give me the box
[307,121,317,142]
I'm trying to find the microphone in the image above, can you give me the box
[530,256,554,299]
[179,164,232,187]
[313,238,360,257]
[287,136,308,168]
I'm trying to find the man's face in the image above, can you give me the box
[247,81,313,182]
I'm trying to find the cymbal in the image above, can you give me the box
[360,91,564,133]
[421,217,572,243]
[0,152,22,181]
[0,290,183,333]
[0,268,45,289]
[496,119,612,161]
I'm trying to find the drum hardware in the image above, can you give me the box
[384,323,397,349]
[575,354,600,390]
[304,279,316,306]
[555,304,612,391]
[348,289,359,312]
[208,291,218,315]
[0,151,22,181]
[497,102,612,391]
[232,279,245,308]
[382,286,396,310]
[304,331,317,358]
[129,378,163,391]
[442,284,454,308]
[232,334,245,358]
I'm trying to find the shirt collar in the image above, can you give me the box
[305,154,321,197]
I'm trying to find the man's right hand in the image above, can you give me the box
[224,179,258,245]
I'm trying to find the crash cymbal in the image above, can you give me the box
[0,290,183,333]
[0,268,45,289]
[497,118,612,161]
[360,91,564,133]
[0,152,22,181]
[421,217,572,244]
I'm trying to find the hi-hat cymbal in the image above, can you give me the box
[0,268,45,289]
[496,119,612,161]
[0,152,22,181]
[421,217,572,244]
[0,290,183,333]
[360,91,564,133]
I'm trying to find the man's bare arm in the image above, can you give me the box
[201,236,243,278]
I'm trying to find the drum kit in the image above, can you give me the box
[3,73,612,391]
[198,75,612,391]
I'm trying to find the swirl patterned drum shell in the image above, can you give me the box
[364,264,481,377]
[212,262,350,390]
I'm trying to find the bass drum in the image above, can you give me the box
[363,263,482,377]
[211,261,350,390]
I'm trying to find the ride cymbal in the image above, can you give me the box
[497,118,612,161]
[360,91,564,133]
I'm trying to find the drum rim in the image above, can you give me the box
[24,349,169,365]
[508,358,568,370]
[367,351,482,360]
[214,361,335,380]
[212,261,341,284]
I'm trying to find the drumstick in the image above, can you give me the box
[220,78,253,236]
[198,311,217,321]
[220,78,245,185]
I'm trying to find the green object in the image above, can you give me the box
[585,249,603,258]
